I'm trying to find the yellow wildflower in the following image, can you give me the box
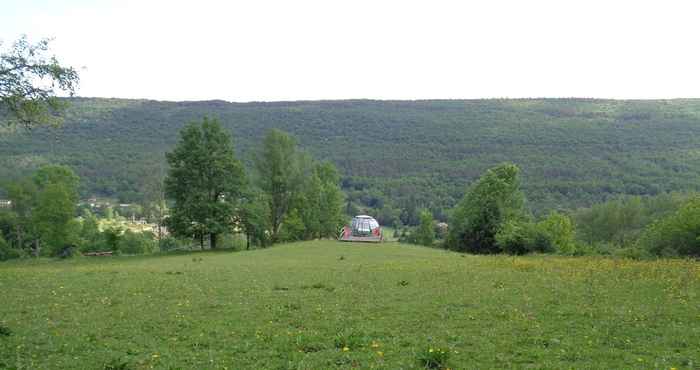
[342,346,349,352]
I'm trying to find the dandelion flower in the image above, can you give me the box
[342,346,350,352]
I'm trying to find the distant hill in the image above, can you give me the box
[2,97,700,219]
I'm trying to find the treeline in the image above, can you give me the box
[401,163,700,258]
[0,117,346,260]
[163,117,345,249]
[4,98,700,223]
[0,165,83,258]
[0,164,173,260]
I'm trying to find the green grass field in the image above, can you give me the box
[1,241,698,369]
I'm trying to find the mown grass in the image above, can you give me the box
[0,241,698,369]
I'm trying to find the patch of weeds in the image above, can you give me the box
[338,255,345,260]
[283,303,301,311]
[272,284,289,291]
[302,283,335,292]
[165,271,184,275]
[334,357,353,366]
[104,358,130,370]
[397,280,409,287]
[532,337,560,348]
[417,347,450,369]
[298,341,325,353]
[0,325,11,337]
[191,257,203,262]
[334,331,365,350]
[492,281,504,289]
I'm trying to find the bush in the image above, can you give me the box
[279,209,305,242]
[570,242,604,256]
[572,193,687,247]
[158,236,184,252]
[612,246,653,260]
[446,163,526,253]
[414,209,435,246]
[118,231,155,255]
[538,212,576,255]
[103,227,122,252]
[637,197,700,257]
[495,220,553,255]
[0,235,21,261]
[218,233,246,250]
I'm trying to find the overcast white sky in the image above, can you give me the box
[2,0,699,102]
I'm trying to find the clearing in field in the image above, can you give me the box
[0,241,698,369]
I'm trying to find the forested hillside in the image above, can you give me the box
[2,98,700,220]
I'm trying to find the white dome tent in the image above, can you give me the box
[338,215,382,243]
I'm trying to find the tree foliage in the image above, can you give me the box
[239,188,271,249]
[32,182,78,255]
[255,129,303,241]
[572,193,687,247]
[637,197,700,257]
[537,212,576,254]
[0,36,79,128]
[411,209,435,246]
[446,163,525,253]
[7,98,700,218]
[164,117,246,248]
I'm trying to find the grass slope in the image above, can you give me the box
[0,241,698,369]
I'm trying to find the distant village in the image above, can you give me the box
[0,197,166,236]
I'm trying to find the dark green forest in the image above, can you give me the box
[3,98,700,223]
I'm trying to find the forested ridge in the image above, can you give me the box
[3,97,700,218]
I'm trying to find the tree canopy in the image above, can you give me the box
[164,116,246,249]
[255,129,303,242]
[446,163,525,253]
[5,98,700,220]
[0,36,79,128]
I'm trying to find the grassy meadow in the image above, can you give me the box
[0,241,698,369]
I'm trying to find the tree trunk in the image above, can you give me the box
[246,233,250,250]
[199,234,204,249]
[210,233,217,249]
[16,225,23,250]
[157,223,163,251]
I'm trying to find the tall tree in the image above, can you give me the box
[30,165,80,256]
[300,171,322,239]
[316,162,345,238]
[0,36,79,128]
[255,129,302,242]
[32,182,79,256]
[164,116,245,249]
[239,188,271,249]
[415,209,435,246]
[446,163,526,253]
[141,162,168,247]
[32,165,80,203]
[5,178,38,251]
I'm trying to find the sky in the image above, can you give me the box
[2,0,700,102]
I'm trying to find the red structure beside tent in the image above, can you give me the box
[338,215,382,243]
